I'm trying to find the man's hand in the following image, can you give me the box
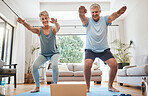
[117,6,127,15]
[50,18,57,24]
[17,18,25,24]
[79,6,87,16]
[108,6,127,24]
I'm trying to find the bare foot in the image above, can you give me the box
[108,87,119,92]
[86,88,89,93]
[30,87,40,93]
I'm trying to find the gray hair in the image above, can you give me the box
[39,10,49,17]
[90,3,101,11]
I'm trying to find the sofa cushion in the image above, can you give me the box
[134,54,148,66]
[127,64,148,76]
[0,68,16,74]
[117,69,127,76]
[73,70,102,77]
[123,66,136,70]
[74,71,83,77]
[58,64,69,71]
[91,70,102,76]
[73,64,84,72]
[67,63,73,71]
[59,71,74,76]
[91,64,99,71]
[46,70,74,77]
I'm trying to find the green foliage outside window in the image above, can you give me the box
[56,35,84,63]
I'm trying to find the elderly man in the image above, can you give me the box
[79,3,127,92]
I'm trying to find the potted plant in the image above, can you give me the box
[24,44,40,83]
[111,39,133,69]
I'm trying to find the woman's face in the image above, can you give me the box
[40,15,50,26]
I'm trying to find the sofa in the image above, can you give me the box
[46,63,102,84]
[117,54,148,86]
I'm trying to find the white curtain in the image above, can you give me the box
[108,25,120,54]
[12,22,25,83]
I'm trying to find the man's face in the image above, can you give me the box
[40,15,50,26]
[91,7,101,22]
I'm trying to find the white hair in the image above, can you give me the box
[90,3,101,11]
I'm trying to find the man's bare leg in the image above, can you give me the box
[106,58,119,92]
[84,59,94,92]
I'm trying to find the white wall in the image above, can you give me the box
[0,1,16,26]
[124,0,148,56]
[0,1,26,83]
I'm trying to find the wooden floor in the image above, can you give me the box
[4,81,142,96]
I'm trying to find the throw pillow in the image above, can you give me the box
[58,64,69,71]
[91,63,99,71]
[0,59,4,68]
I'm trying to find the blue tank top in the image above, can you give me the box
[39,26,59,57]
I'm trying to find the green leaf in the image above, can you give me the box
[57,36,84,63]
[110,39,133,65]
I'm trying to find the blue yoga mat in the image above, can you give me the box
[16,87,124,96]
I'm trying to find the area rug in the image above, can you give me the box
[87,86,122,96]
[16,87,123,96]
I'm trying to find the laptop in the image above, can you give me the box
[50,84,87,96]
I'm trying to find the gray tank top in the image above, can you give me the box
[39,26,59,57]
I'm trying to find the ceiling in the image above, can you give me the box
[1,0,140,21]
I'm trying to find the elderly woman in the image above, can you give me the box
[17,10,60,93]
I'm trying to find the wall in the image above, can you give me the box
[0,1,16,26]
[124,0,148,57]
[0,1,26,83]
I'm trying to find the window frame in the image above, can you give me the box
[0,16,14,65]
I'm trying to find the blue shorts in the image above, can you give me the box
[85,48,114,63]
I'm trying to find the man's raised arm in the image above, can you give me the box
[79,6,88,26]
[108,6,127,24]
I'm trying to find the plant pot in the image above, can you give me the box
[24,73,34,84]
[122,63,129,67]
[118,63,130,69]
[118,63,123,69]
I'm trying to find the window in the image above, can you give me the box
[56,35,86,63]
[0,18,5,60]
[0,17,14,65]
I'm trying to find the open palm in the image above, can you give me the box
[50,18,57,24]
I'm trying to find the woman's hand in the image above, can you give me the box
[17,18,25,24]
[50,18,57,24]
